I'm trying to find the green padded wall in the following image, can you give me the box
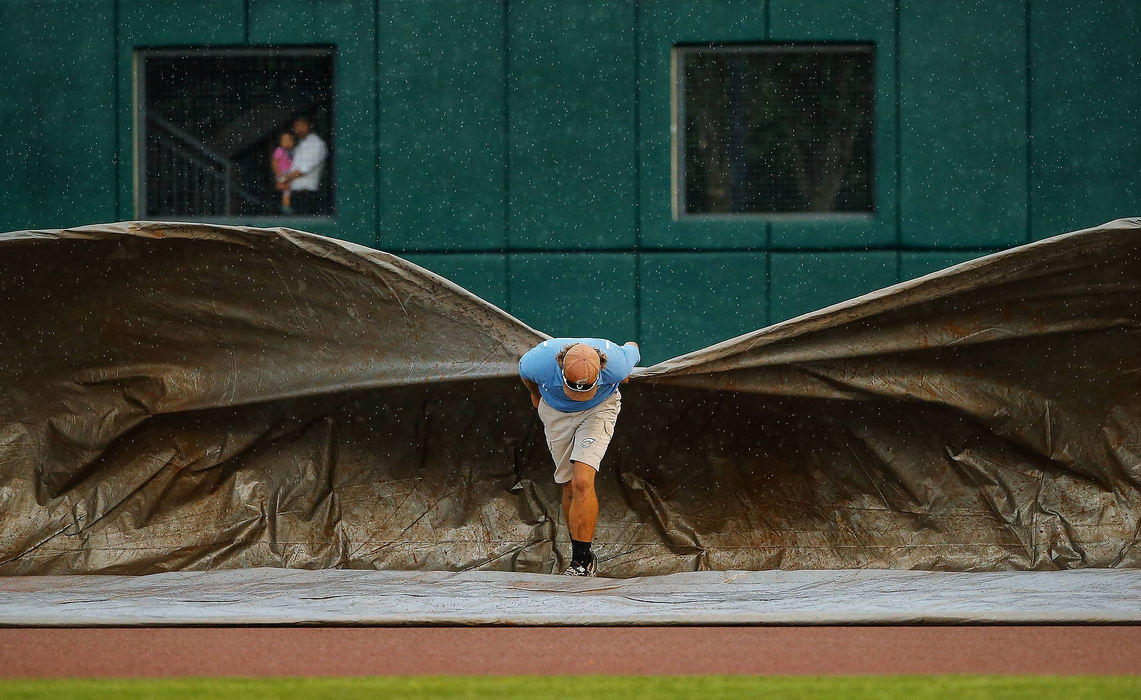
[0,0,117,232]
[507,253,637,341]
[377,1,506,252]
[900,1,1028,248]
[1030,0,1141,239]
[639,253,768,365]
[2,0,1137,364]
[770,251,897,323]
[402,253,509,310]
[507,0,637,250]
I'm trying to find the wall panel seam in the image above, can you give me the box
[390,245,999,256]
[893,0,901,247]
[502,0,513,310]
[1024,0,1033,243]
[764,0,772,249]
[633,0,642,344]
[764,248,772,326]
[373,0,380,246]
[114,0,121,220]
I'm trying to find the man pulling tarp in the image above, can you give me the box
[519,338,641,576]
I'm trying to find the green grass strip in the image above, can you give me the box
[0,675,1139,699]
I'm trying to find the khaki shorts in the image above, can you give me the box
[537,391,621,484]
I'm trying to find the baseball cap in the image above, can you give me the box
[561,343,601,401]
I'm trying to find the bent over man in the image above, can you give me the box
[519,338,640,576]
[278,116,328,215]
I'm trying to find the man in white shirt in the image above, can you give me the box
[279,116,329,215]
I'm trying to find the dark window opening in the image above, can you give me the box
[137,47,335,218]
[676,43,875,216]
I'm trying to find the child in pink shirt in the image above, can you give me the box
[272,132,295,214]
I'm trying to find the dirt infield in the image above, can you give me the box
[2,626,1138,677]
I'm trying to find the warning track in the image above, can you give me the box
[2,626,1139,677]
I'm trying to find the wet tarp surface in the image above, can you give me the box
[2,219,1140,577]
[4,568,1138,626]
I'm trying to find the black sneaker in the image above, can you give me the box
[562,553,596,577]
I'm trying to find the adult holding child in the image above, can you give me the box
[277,116,328,215]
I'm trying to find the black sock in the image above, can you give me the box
[571,538,592,564]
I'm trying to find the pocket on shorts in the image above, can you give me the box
[605,392,620,433]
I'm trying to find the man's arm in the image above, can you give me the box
[619,341,640,383]
[520,377,542,408]
[518,347,543,408]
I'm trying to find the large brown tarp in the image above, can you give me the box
[1,219,1139,576]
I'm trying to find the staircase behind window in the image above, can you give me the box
[145,114,269,217]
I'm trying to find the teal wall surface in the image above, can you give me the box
[2,0,1138,364]
[0,0,118,228]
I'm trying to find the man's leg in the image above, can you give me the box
[561,480,572,530]
[564,461,598,541]
[291,190,320,215]
[560,395,619,575]
[562,461,598,573]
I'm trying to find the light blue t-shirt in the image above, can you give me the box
[518,337,640,413]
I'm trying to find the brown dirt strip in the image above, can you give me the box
[1,626,1138,677]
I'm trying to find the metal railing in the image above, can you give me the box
[144,114,266,216]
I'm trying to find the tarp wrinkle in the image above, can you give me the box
[1,218,1140,576]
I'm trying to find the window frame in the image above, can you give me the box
[133,45,337,222]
